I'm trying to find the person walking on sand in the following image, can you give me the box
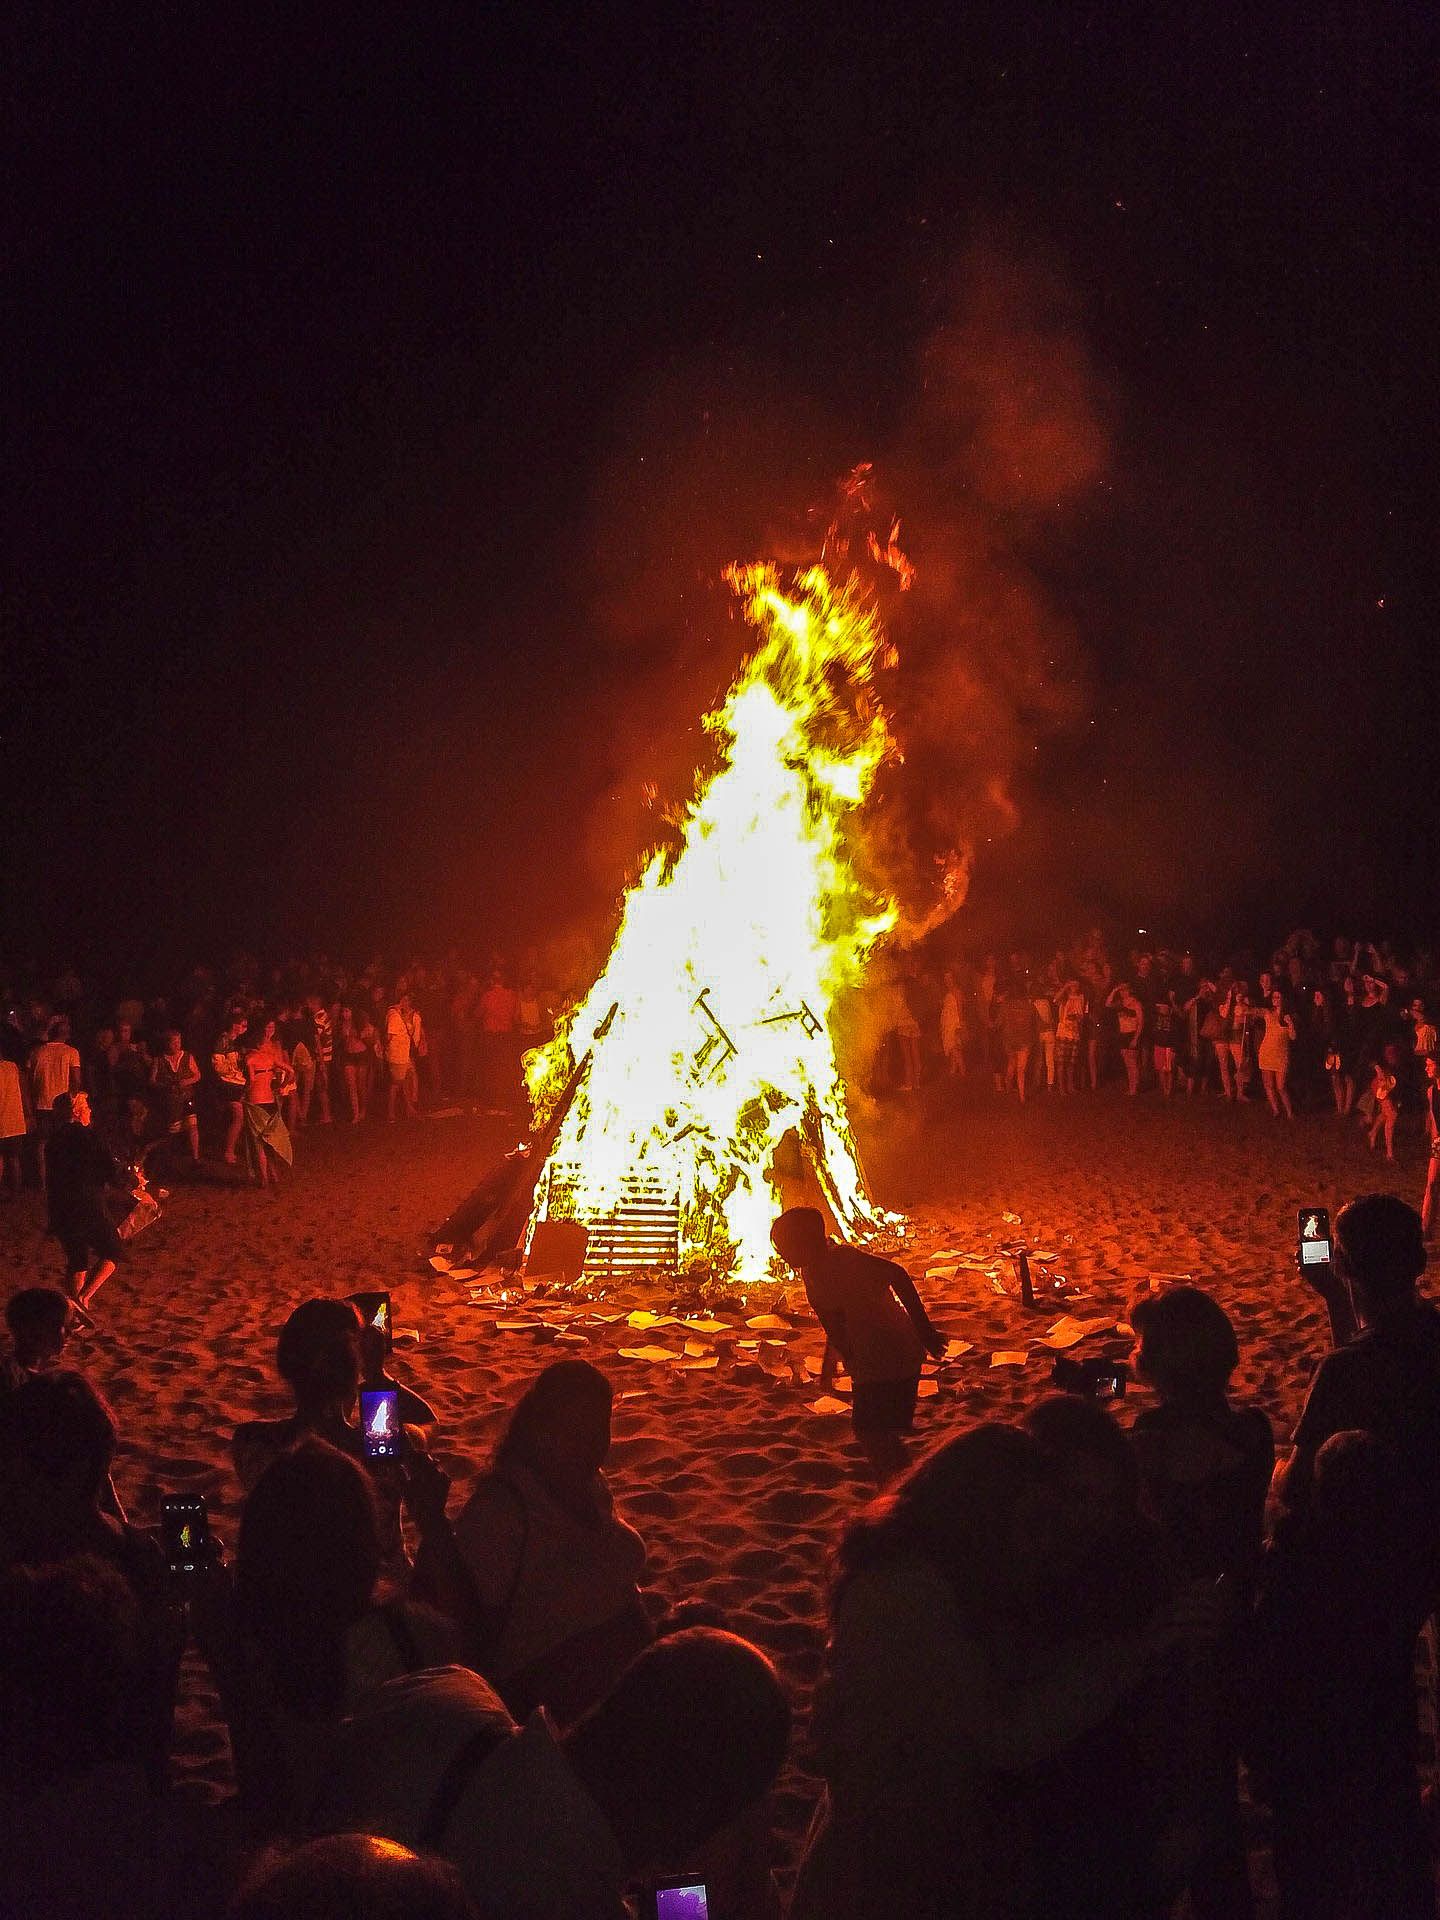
[44,1092,128,1310]
[771,1207,945,1486]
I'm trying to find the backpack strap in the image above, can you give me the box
[418,1718,514,1851]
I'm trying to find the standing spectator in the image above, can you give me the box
[1255,990,1297,1120]
[477,970,519,1115]
[338,1005,372,1124]
[1218,980,1252,1101]
[305,993,334,1126]
[1367,1046,1401,1162]
[29,1015,82,1189]
[1268,1194,1440,1917]
[212,1011,250,1164]
[384,991,423,1123]
[1031,984,1056,1094]
[0,1052,28,1197]
[1054,978,1087,1095]
[1150,987,1180,1100]
[150,1028,202,1168]
[938,967,968,1079]
[999,978,1035,1103]
[243,1016,294,1189]
[45,1093,128,1310]
[1107,981,1144,1096]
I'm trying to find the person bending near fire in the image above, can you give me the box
[771,1207,945,1486]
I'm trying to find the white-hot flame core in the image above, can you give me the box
[526,563,902,1280]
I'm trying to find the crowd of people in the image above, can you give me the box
[0,956,559,1291]
[885,929,1440,1141]
[2,1184,1440,1917]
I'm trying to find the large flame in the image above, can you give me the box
[525,561,903,1283]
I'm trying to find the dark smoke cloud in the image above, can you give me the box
[554,233,1111,955]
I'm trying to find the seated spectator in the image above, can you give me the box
[232,1299,418,1584]
[1128,1286,1274,1591]
[232,1833,475,1920]
[448,1360,650,1723]
[1128,1285,1272,1920]
[0,1556,158,1920]
[2,1284,75,1388]
[0,1372,180,1787]
[791,1423,1167,1920]
[1250,1429,1434,1920]
[324,1629,790,1920]
[204,1439,462,1843]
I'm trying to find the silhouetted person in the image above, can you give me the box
[231,1833,476,1920]
[202,1438,461,1844]
[447,1359,650,1723]
[325,1628,790,1920]
[1251,1430,1435,1919]
[771,1206,944,1485]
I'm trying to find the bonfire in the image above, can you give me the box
[520,559,907,1289]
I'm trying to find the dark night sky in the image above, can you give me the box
[6,3,1437,977]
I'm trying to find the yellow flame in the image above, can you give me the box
[526,562,902,1282]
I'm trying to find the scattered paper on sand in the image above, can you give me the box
[746,1314,790,1330]
[807,1396,851,1415]
[917,1379,939,1398]
[555,1332,589,1346]
[683,1341,710,1358]
[393,1328,420,1346]
[944,1339,974,1359]
[737,1340,760,1350]
[495,1320,539,1332]
[428,1255,452,1273]
[627,1310,682,1329]
[1042,1315,1114,1350]
[680,1317,731,1334]
[990,1350,1029,1367]
[681,1355,719,1371]
[445,1267,478,1280]
[619,1345,683,1363]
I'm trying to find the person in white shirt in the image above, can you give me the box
[28,1017,81,1190]
[384,992,424,1123]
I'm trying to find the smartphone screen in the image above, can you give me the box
[1298,1207,1332,1266]
[161,1494,210,1575]
[653,1884,710,1920]
[360,1387,403,1461]
[348,1290,393,1352]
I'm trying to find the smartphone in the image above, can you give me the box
[1298,1207,1332,1267]
[646,1880,710,1920]
[1052,1355,1129,1400]
[360,1386,404,1461]
[161,1493,210,1575]
[348,1289,393,1352]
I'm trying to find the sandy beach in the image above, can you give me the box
[1,1086,1429,1898]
